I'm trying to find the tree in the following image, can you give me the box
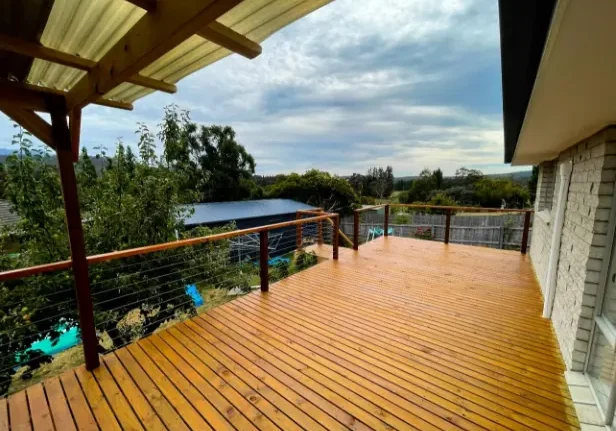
[267,170,358,215]
[364,166,394,201]
[348,173,365,196]
[432,168,443,190]
[400,168,436,203]
[473,177,530,208]
[454,167,484,186]
[0,110,249,395]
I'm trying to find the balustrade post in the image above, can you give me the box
[353,210,359,250]
[296,212,302,249]
[445,209,452,244]
[384,204,390,237]
[521,211,531,254]
[260,230,269,292]
[333,215,340,260]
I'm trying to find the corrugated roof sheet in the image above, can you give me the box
[0,200,19,228]
[27,0,332,103]
[182,199,315,226]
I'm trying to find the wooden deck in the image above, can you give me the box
[1,237,579,431]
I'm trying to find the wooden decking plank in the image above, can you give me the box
[74,366,122,431]
[208,307,539,431]
[26,384,54,431]
[176,321,343,431]
[110,350,190,431]
[100,355,166,431]
[174,319,413,431]
[59,371,98,431]
[196,314,463,431]
[243,292,578,421]
[0,398,8,431]
[146,334,283,431]
[235,294,578,430]
[136,337,252,431]
[91,360,144,431]
[8,391,31,431]
[278,280,565,373]
[43,377,77,431]
[273,279,568,390]
[158,329,302,431]
[122,344,215,431]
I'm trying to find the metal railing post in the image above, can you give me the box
[333,215,340,260]
[444,209,452,244]
[353,210,359,250]
[384,204,390,237]
[521,211,531,254]
[260,230,269,292]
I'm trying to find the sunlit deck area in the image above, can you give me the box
[0,236,578,431]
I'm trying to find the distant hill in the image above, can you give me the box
[0,154,107,172]
[0,148,12,155]
[395,170,532,183]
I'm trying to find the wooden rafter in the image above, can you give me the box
[20,82,134,111]
[0,81,49,111]
[198,21,261,59]
[67,0,244,110]
[0,34,177,94]
[0,106,53,147]
[127,0,260,59]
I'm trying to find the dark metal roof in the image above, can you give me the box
[498,0,556,163]
[0,199,19,228]
[182,199,316,226]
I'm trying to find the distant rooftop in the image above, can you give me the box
[0,199,19,228]
[182,199,316,226]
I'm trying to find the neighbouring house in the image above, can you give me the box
[500,0,616,425]
[0,200,18,229]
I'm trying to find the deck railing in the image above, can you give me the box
[352,204,533,253]
[0,213,339,395]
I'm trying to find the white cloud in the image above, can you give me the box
[0,0,524,176]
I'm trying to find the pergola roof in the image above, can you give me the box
[27,0,330,105]
[0,0,331,112]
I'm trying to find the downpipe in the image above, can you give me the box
[543,159,573,318]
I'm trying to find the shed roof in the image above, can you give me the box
[182,199,315,226]
[0,200,19,228]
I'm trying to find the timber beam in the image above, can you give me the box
[0,106,54,148]
[0,34,177,94]
[67,0,245,109]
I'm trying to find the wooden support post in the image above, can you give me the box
[444,209,452,244]
[259,231,269,292]
[296,212,302,249]
[333,215,340,260]
[317,220,323,245]
[353,210,359,250]
[384,204,390,237]
[47,96,99,370]
[521,211,531,254]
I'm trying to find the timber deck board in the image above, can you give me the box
[1,237,579,430]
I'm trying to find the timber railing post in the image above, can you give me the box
[384,204,390,237]
[444,208,452,244]
[296,212,302,249]
[260,230,269,292]
[47,96,99,370]
[521,211,531,254]
[333,215,340,260]
[353,210,359,250]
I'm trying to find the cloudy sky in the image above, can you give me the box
[0,0,523,176]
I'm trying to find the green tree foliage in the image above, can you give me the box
[399,167,531,209]
[349,166,394,201]
[267,170,358,215]
[0,107,258,395]
[157,105,260,202]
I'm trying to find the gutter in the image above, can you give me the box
[543,159,573,318]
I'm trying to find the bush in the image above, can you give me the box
[394,213,409,225]
[360,196,376,205]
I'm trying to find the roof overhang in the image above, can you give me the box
[501,0,616,165]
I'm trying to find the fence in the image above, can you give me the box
[348,204,533,252]
[0,212,339,396]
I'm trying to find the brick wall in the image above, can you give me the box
[530,126,616,371]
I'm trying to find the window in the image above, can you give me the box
[536,161,556,212]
